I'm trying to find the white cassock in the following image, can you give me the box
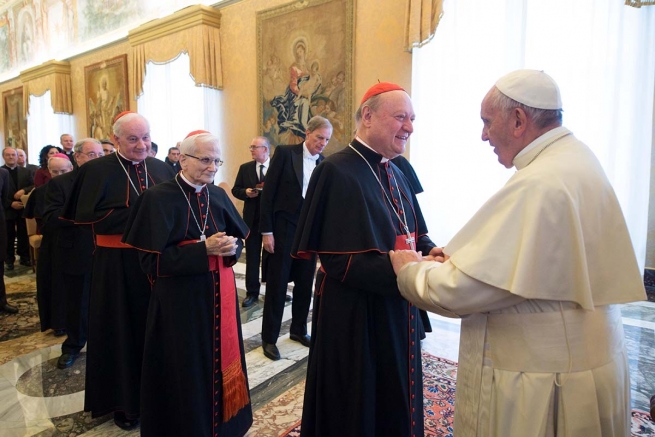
[397,126,646,437]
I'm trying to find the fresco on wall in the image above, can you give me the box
[3,87,27,152]
[0,0,217,80]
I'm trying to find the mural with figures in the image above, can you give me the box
[0,0,215,80]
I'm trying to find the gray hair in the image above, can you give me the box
[489,87,562,129]
[354,94,385,124]
[48,156,73,170]
[179,133,220,156]
[74,138,101,153]
[253,136,270,150]
[113,113,150,137]
[306,116,332,133]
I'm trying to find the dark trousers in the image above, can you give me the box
[261,217,315,344]
[0,263,6,305]
[6,218,29,263]
[61,272,91,354]
[244,229,268,297]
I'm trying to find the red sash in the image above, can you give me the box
[395,233,416,250]
[178,239,249,423]
[96,234,132,248]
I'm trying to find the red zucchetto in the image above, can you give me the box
[185,130,211,139]
[360,82,406,105]
[51,153,70,161]
[113,111,135,123]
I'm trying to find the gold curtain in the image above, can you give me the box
[129,5,222,101]
[625,0,655,7]
[405,0,444,51]
[19,61,73,117]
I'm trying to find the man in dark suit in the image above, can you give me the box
[232,136,270,308]
[60,134,78,169]
[259,116,332,360]
[0,166,17,313]
[2,147,34,270]
[43,138,105,369]
[164,146,180,172]
[16,149,38,178]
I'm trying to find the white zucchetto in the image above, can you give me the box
[495,69,562,110]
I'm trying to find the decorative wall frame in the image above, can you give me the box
[257,0,354,155]
[3,86,27,152]
[84,54,129,141]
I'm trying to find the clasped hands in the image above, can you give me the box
[205,232,238,257]
[389,246,448,275]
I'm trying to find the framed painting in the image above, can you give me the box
[84,54,128,141]
[257,0,354,155]
[3,86,27,152]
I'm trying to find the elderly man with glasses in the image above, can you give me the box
[123,130,252,437]
[232,137,271,308]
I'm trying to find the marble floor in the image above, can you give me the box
[0,261,654,436]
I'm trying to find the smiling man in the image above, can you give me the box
[62,112,175,430]
[124,131,252,437]
[291,83,439,436]
[259,116,331,361]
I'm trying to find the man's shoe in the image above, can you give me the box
[262,342,281,361]
[242,295,258,308]
[0,303,18,314]
[53,329,66,337]
[57,353,80,369]
[5,262,13,271]
[114,412,139,430]
[285,294,292,302]
[19,259,31,267]
[289,333,311,347]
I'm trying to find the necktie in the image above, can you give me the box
[259,164,265,182]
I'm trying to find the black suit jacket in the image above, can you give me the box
[42,168,94,274]
[232,160,264,229]
[259,143,323,233]
[2,165,34,220]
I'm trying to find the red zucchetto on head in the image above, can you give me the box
[360,82,406,105]
[113,111,135,123]
[185,130,211,139]
[52,153,70,161]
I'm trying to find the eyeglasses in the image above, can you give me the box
[185,154,223,167]
[249,145,266,151]
[79,152,104,158]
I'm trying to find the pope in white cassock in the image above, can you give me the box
[390,69,646,437]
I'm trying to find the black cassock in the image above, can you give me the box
[62,154,175,419]
[292,140,435,437]
[25,183,66,332]
[123,177,253,437]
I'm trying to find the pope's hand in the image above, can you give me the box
[389,249,422,275]
[205,232,238,257]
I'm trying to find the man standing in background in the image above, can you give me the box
[232,136,270,308]
[60,134,77,169]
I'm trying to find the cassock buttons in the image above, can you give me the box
[411,315,414,319]
[411,328,415,333]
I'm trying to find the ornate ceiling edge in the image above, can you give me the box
[19,60,71,83]
[128,4,221,46]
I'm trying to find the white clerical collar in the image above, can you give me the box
[355,136,388,162]
[117,151,142,165]
[179,171,206,193]
[513,126,570,170]
[302,143,320,161]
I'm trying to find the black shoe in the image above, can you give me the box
[242,295,258,308]
[0,303,18,314]
[289,333,311,347]
[53,329,66,337]
[57,352,80,369]
[285,294,292,302]
[114,412,139,430]
[5,262,13,271]
[262,342,281,360]
[19,259,31,267]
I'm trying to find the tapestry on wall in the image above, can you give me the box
[2,86,27,153]
[257,0,354,156]
[84,55,129,142]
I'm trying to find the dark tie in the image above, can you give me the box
[259,164,265,182]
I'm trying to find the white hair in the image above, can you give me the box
[179,133,220,156]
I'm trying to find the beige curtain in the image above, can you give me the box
[405,0,444,51]
[625,0,655,7]
[20,61,73,117]
[129,5,222,101]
